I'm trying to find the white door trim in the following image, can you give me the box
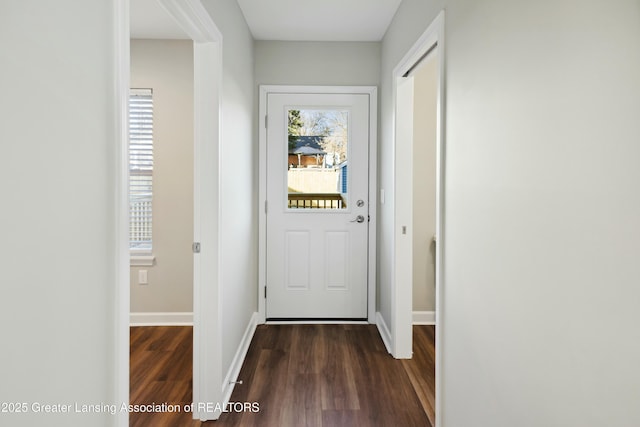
[114,0,223,424]
[113,3,130,427]
[392,10,445,427]
[258,85,378,324]
[192,39,223,422]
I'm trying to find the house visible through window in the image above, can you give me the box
[129,88,153,252]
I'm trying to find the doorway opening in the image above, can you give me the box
[410,49,438,326]
[115,0,223,424]
[128,34,195,423]
[128,39,194,328]
[392,10,445,427]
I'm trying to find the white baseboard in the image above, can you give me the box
[376,312,392,354]
[221,312,259,406]
[130,312,193,326]
[265,320,368,325]
[413,311,436,325]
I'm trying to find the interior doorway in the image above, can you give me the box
[128,39,194,326]
[392,10,445,427]
[411,50,438,324]
[116,0,223,424]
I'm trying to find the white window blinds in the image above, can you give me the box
[129,88,153,251]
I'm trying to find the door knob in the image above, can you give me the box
[351,215,365,223]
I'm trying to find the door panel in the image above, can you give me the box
[285,231,310,289]
[325,231,348,289]
[266,93,369,319]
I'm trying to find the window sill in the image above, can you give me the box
[130,254,156,267]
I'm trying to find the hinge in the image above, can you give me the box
[192,242,201,253]
[265,200,268,214]
[264,115,268,129]
[368,215,370,222]
[264,286,267,299]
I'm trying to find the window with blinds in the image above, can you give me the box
[129,89,153,252]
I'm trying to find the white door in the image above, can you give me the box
[266,92,370,319]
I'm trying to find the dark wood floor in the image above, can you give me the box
[130,326,197,427]
[130,324,435,427]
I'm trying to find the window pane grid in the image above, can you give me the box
[129,89,153,251]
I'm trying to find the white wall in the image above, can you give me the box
[381,0,640,426]
[412,52,438,312]
[0,1,117,425]
[130,39,194,315]
[201,0,257,380]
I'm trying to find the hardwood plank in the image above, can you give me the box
[129,326,196,427]
[131,324,435,427]
[403,326,436,426]
[320,325,360,411]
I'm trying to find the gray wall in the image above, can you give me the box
[412,52,438,312]
[380,0,640,426]
[255,41,380,86]
[0,1,117,425]
[130,39,194,314]
[201,0,257,381]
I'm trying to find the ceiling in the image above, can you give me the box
[236,0,402,42]
[130,0,403,42]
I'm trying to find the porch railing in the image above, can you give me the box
[288,193,346,209]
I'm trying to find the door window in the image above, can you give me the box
[286,109,349,209]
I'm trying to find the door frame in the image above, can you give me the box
[258,85,378,324]
[392,10,445,426]
[114,0,223,424]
